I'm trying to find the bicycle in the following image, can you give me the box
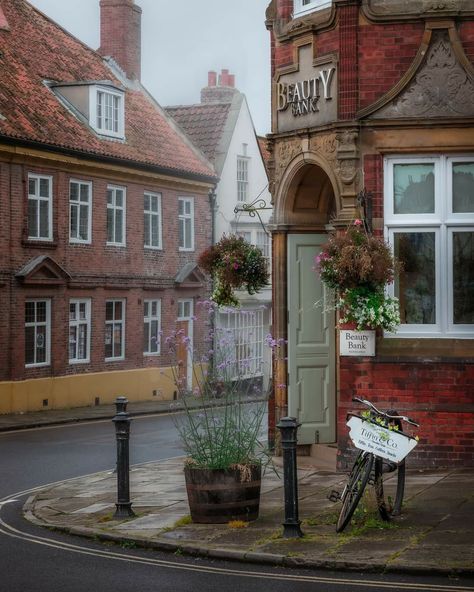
[329,397,419,533]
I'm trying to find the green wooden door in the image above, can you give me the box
[288,234,336,444]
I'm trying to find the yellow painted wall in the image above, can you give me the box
[0,367,177,415]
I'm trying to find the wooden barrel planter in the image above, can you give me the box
[184,464,261,524]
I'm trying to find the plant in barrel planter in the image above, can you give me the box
[315,220,401,333]
[198,234,269,307]
[165,301,270,524]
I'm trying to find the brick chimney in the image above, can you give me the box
[99,0,142,81]
[201,69,238,104]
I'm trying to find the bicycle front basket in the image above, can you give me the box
[347,415,418,463]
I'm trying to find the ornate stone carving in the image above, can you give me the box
[362,0,474,20]
[372,31,474,119]
[310,133,337,164]
[278,139,302,171]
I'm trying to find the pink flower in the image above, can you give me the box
[233,262,239,270]
[354,219,363,227]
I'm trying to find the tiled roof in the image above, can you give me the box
[165,103,232,163]
[0,0,215,180]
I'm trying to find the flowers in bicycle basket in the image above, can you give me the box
[198,234,269,307]
[315,220,401,332]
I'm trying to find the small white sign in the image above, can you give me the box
[340,329,376,357]
[347,416,418,463]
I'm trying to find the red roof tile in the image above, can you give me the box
[165,103,231,163]
[0,0,215,180]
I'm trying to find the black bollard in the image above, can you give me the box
[115,396,128,414]
[112,410,135,519]
[277,417,303,538]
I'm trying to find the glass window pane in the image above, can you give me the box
[39,200,49,237]
[36,301,46,323]
[39,178,50,198]
[29,177,37,195]
[70,182,79,201]
[70,203,78,237]
[36,327,46,363]
[453,163,474,213]
[105,324,113,357]
[25,302,35,323]
[143,322,150,352]
[185,219,191,248]
[453,231,474,324]
[151,215,159,246]
[393,164,435,214]
[113,325,122,355]
[114,301,122,320]
[144,212,150,246]
[69,326,77,360]
[69,303,76,320]
[394,232,436,324]
[178,218,184,247]
[115,190,123,208]
[144,194,150,211]
[28,199,38,237]
[115,210,123,243]
[80,184,89,202]
[78,324,87,359]
[79,204,89,240]
[178,199,184,216]
[106,301,114,321]
[107,208,114,242]
[25,326,35,364]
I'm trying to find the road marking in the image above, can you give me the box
[0,507,471,591]
[0,499,18,507]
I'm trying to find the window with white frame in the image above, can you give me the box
[25,300,51,367]
[178,197,194,251]
[89,86,125,139]
[385,155,474,337]
[293,0,332,17]
[105,300,125,360]
[69,299,91,363]
[70,180,92,243]
[217,309,264,379]
[144,192,162,249]
[144,299,161,355]
[237,156,249,202]
[28,174,53,241]
[107,185,126,246]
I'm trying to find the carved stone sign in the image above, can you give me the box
[372,31,474,119]
[275,45,337,133]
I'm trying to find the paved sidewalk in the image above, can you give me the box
[24,458,474,576]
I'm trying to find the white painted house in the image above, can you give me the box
[166,70,272,389]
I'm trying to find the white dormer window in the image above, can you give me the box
[293,0,332,17]
[89,86,125,139]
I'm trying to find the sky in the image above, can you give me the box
[28,0,272,135]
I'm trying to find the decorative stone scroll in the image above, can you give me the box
[362,0,474,21]
[372,31,474,119]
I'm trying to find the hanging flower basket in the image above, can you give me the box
[199,234,269,307]
[315,220,401,332]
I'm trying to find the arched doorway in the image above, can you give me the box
[276,161,338,445]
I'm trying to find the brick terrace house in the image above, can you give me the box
[0,0,217,414]
[166,71,273,391]
[266,0,474,468]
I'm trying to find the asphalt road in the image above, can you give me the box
[0,414,471,592]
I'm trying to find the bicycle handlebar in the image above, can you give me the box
[352,397,420,427]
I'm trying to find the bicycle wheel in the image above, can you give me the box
[374,457,406,520]
[336,452,373,533]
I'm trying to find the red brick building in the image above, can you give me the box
[0,0,216,413]
[266,0,474,468]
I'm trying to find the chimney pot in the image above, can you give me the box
[208,71,217,87]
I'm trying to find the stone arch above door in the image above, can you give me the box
[274,151,340,226]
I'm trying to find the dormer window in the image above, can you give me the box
[293,0,332,18]
[49,81,125,140]
[90,86,125,139]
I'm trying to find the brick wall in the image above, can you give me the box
[338,358,474,470]
[0,159,211,383]
[358,22,425,110]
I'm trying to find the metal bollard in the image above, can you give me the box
[112,410,135,519]
[115,396,128,414]
[277,417,303,538]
